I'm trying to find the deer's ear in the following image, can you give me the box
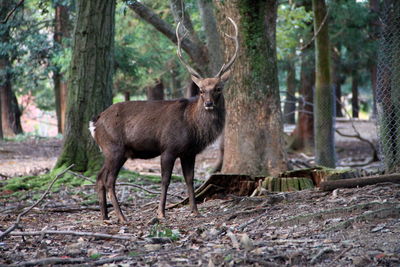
[220,70,231,83]
[191,75,202,88]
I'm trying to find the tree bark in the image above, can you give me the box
[289,48,315,151]
[332,45,343,117]
[312,0,336,167]
[0,0,23,137]
[53,4,70,134]
[283,60,296,124]
[214,0,287,176]
[197,0,224,76]
[369,0,379,118]
[55,0,115,172]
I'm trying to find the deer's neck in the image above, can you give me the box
[186,97,225,150]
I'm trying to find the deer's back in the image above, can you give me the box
[93,99,196,159]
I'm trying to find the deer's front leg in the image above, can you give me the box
[158,152,176,219]
[181,155,199,216]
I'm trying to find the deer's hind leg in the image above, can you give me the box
[103,153,127,223]
[96,166,109,220]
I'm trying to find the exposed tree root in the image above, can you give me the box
[167,174,260,210]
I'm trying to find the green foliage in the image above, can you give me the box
[114,2,187,98]
[276,4,313,60]
[89,253,102,260]
[148,224,180,241]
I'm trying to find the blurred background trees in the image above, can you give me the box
[0,0,388,173]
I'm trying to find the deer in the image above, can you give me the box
[90,17,238,223]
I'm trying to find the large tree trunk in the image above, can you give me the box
[55,0,115,172]
[215,0,287,176]
[53,4,70,134]
[283,59,296,124]
[313,0,336,167]
[289,48,315,151]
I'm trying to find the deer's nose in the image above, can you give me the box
[204,101,213,108]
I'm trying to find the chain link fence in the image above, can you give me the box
[376,1,400,173]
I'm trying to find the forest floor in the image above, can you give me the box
[1,120,400,266]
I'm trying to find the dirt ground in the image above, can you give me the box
[1,121,400,266]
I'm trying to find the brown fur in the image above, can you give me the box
[92,75,229,222]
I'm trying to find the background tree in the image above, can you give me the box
[313,0,335,167]
[214,0,287,176]
[55,0,115,172]
[0,0,23,137]
[53,1,72,134]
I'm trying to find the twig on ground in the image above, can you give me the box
[330,246,353,266]
[310,248,334,264]
[236,211,270,231]
[0,164,74,240]
[10,230,135,240]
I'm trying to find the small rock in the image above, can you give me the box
[240,233,254,251]
[144,244,162,251]
[87,248,100,257]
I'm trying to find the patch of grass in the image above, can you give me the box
[148,224,180,241]
[89,253,102,260]
[1,167,92,194]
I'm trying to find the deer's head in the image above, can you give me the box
[176,17,238,111]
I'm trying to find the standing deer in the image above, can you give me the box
[90,18,238,223]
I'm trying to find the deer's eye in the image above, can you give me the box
[199,90,205,95]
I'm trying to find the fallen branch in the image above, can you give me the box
[320,173,400,191]
[0,165,74,240]
[10,230,135,240]
[9,255,132,267]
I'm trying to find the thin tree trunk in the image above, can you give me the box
[55,0,115,172]
[313,0,335,167]
[215,0,287,176]
[289,48,315,151]
[147,79,164,100]
[283,60,296,124]
[351,70,359,118]
[369,0,379,118]
[53,4,70,134]
[197,0,224,76]
[124,91,130,101]
[332,45,343,117]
